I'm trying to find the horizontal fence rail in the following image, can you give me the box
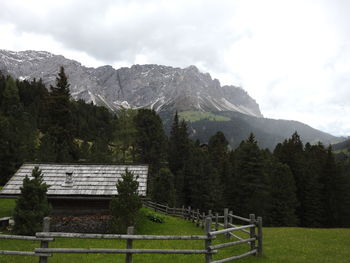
[0,233,53,259]
[1,202,263,263]
[143,200,263,262]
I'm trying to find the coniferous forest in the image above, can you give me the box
[0,67,349,227]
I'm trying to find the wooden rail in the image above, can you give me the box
[1,202,263,263]
[33,217,217,262]
[143,200,263,262]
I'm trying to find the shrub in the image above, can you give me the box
[109,169,142,233]
[13,166,51,235]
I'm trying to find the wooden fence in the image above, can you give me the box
[0,202,262,263]
[143,200,263,262]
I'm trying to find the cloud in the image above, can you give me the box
[1,0,350,136]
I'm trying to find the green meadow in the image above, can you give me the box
[0,200,349,263]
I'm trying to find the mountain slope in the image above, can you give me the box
[0,49,341,149]
[0,49,262,117]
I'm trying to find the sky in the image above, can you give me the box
[0,0,349,137]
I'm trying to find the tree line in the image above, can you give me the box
[0,67,349,227]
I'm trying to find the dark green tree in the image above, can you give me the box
[266,159,298,226]
[109,169,142,233]
[208,131,231,208]
[134,109,167,193]
[188,144,221,211]
[231,133,268,218]
[114,108,137,163]
[90,138,113,163]
[152,168,176,207]
[46,66,78,162]
[13,167,51,235]
[274,133,323,227]
[168,112,191,204]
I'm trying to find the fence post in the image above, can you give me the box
[249,214,256,253]
[201,212,205,229]
[257,217,263,257]
[196,209,200,227]
[229,210,233,226]
[215,213,219,231]
[165,204,169,215]
[125,226,134,263]
[204,217,213,263]
[39,217,50,263]
[188,206,191,220]
[224,208,228,238]
[182,206,185,218]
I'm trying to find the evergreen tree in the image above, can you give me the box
[274,132,323,227]
[79,140,91,162]
[231,133,268,218]
[114,108,137,163]
[134,109,167,193]
[318,146,342,227]
[266,159,298,226]
[152,168,176,207]
[90,138,113,163]
[46,66,78,162]
[168,113,191,204]
[109,169,142,233]
[208,131,231,208]
[186,143,220,211]
[13,167,51,235]
[0,76,36,184]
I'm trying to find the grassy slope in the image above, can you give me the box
[179,111,230,122]
[0,201,349,263]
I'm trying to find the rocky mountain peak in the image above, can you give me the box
[0,49,263,117]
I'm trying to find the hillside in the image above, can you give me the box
[0,49,341,149]
[161,111,339,149]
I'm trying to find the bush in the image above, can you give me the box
[142,209,165,223]
[109,169,142,233]
[13,167,51,235]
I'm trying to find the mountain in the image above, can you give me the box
[0,49,262,117]
[0,49,341,149]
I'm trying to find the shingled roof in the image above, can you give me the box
[0,163,148,198]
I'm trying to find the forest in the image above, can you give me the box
[0,67,349,228]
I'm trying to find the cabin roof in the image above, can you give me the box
[0,163,148,198]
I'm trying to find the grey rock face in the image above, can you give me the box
[0,49,263,117]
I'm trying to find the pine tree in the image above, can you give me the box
[186,143,219,211]
[46,66,78,162]
[13,167,51,235]
[208,131,231,208]
[109,169,142,233]
[152,168,176,207]
[231,133,268,218]
[134,109,167,193]
[114,108,137,163]
[168,112,191,205]
[90,138,113,163]
[274,132,323,227]
[266,159,298,226]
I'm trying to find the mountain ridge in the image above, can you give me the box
[0,49,262,117]
[0,49,341,149]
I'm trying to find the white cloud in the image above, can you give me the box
[0,0,350,136]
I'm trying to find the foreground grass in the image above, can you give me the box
[0,200,349,263]
[0,186,16,218]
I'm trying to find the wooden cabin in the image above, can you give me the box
[0,163,148,216]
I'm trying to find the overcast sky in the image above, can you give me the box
[1,0,349,136]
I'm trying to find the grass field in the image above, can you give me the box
[0,199,349,263]
[179,111,230,122]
